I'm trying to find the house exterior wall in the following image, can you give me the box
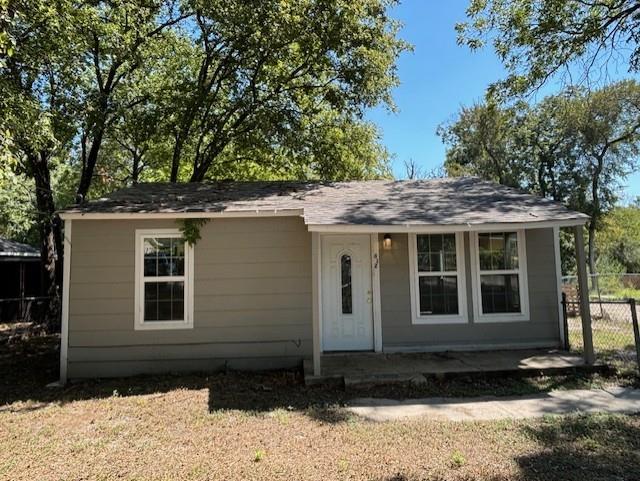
[67,218,561,378]
[67,217,312,378]
[379,228,561,351]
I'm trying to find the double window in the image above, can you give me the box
[409,230,529,324]
[408,232,467,324]
[135,229,194,330]
[470,230,529,322]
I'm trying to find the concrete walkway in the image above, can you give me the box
[347,387,640,422]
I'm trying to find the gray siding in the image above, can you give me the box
[379,229,561,350]
[67,219,562,378]
[68,217,312,377]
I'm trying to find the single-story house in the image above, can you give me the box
[0,238,43,322]
[58,177,595,382]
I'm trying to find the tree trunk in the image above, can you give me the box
[132,151,142,184]
[29,151,62,332]
[170,134,183,182]
[76,126,105,202]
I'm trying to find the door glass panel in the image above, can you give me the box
[341,254,353,314]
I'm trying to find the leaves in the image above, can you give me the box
[459,0,640,96]
[440,80,640,272]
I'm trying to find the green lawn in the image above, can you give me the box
[1,326,639,481]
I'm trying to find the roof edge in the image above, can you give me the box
[306,218,588,232]
[59,208,306,220]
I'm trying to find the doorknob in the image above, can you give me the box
[367,290,372,303]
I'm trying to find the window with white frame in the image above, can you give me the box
[471,230,529,322]
[135,229,194,330]
[408,232,467,324]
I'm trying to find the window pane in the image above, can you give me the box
[480,274,521,313]
[341,255,352,314]
[158,301,172,320]
[143,236,186,278]
[171,257,184,276]
[416,234,456,272]
[172,238,185,257]
[418,275,459,315]
[478,232,518,271]
[144,283,158,301]
[144,258,157,276]
[143,281,185,322]
[144,300,158,321]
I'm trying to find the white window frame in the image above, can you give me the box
[134,228,194,330]
[408,232,468,325]
[469,229,530,323]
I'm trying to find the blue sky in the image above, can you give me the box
[367,1,640,202]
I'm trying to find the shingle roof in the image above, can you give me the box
[60,177,588,226]
[0,238,40,258]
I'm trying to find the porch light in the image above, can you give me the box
[383,233,392,250]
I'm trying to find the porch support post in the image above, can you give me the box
[552,226,566,348]
[60,219,72,384]
[574,225,595,365]
[311,232,322,376]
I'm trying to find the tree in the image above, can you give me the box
[437,97,530,187]
[458,0,640,95]
[440,81,640,274]
[1,0,406,330]
[163,0,406,182]
[575,80,640,276]
[597,206,640,273]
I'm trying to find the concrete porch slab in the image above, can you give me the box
[303,349,601,386]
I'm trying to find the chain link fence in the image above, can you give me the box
[0,297,50,323]
[561,276,640,374]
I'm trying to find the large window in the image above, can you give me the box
[135,229,194,330]
[408,232,467,324]
[471,230,529,322]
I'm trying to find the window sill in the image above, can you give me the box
[412,315,468,325]
[474,313,530,323]
[134,320,194,331]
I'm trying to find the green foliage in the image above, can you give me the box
[440,81,640,273]
[450,450,466,468]
[253,449,265,463]
[458,0,640,96]
[0,0,406,316]
[0,164,37,244]
[597,206,640,273]
[179,218,209,246]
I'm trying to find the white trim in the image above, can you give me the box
[408,232,468,325]
[60,209,304,220]
[553,226,565,347]
[134,228,194,330]
[311,232,322,376]
[384,341,556,354]
[307,219,587,233]
[469,230,530,323]
[0,252,40,258]
[370,234,383,352]
[59,219,72,384]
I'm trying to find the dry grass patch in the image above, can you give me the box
[1,327,639,481]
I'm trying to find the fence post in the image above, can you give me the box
[630,299,640,373]
[561,292,570,350]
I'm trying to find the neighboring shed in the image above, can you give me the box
[0,238,44,322]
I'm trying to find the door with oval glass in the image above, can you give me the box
[321,235,373,351]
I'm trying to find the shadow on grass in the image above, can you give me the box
[515,413,640,481]
[2,331,638,425]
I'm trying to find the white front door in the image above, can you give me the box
[321,235,373,351]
